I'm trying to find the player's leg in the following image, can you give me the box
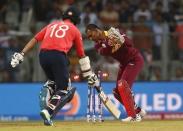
[116,79,138,121]
[39,50,57,126]
[113,87,146,118]
[132,92,147,118]
[47,87,76,118]
[40,87,76,116]
[39,80,56,110]
[39,51,57,110]
[40,83,76,121]
[113,87,123,104]
[39,85,76,126]
[113,66,137,120]
[127,54,146,118]
[40,51,76,121]
[114,85,146,121]
[119,54,145,122]
[113,67,124,104]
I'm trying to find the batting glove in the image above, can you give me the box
[87,73,100,87]
[11,52,24,68]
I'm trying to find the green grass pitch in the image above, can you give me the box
[0,120,182,131]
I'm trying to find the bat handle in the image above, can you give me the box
[97,70,102,85]
[96,70,102,91]
[94,86,100,93]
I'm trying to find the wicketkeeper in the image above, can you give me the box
[10,6,99,126]
[85,24,147,122]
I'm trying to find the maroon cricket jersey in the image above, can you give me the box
[94,35,139,65]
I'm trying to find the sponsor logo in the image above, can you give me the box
[128,63,134,66]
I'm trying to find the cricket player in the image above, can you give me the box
[10,6,99,126]
[85,24,146,122]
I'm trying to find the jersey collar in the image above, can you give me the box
[104,31,108,36]
[63,19,73,24]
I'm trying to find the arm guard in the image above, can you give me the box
[79,56,93,78]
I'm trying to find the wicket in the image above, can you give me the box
[87,71,103,122]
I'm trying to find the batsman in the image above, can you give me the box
[10,6,99,126]
[85,24,147,122]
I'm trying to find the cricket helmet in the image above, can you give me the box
[62,6,81,25]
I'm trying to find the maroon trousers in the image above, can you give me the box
[117,53,144,88]
[115,53,144,117]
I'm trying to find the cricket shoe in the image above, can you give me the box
[44,120,53,126]
[135,106,147,119]
[40,109,53,126]
[121,114,142,122]
[138,108,147,118]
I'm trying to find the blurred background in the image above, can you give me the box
[0,0,183,82]
[0,0,183,121]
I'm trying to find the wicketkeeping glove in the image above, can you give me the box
[107,27,125,46]
[87,73,100,87]
[10,52,24,68]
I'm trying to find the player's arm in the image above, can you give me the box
[21,25,47,54]
[74,29,92,77]
[106,27,125,46]
[10,26,47,68]
[74,30,99,87]
[73,30,85,58]
[94,42,112,55]
[21,38,37,55]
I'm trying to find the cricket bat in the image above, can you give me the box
[95,86,121,119]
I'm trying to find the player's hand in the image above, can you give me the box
[107,27,125,46]
[10,52,24,68]
[87,73,100,87]
[108,36,118,46]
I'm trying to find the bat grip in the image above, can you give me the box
[95,86,102,93]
